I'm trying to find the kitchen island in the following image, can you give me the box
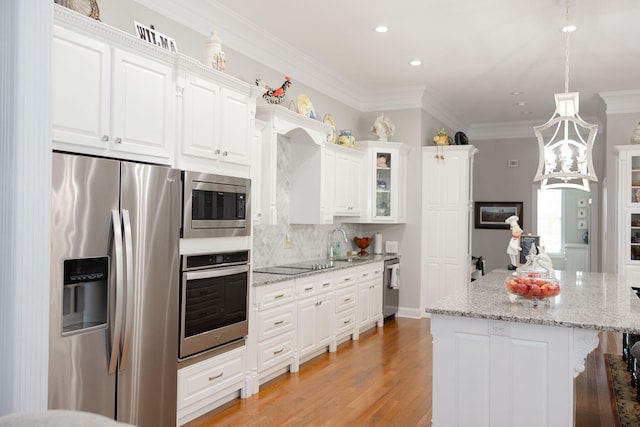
[425,269,640,427]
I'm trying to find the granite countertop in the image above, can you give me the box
[425,269,640,334]
[252,254,398,287]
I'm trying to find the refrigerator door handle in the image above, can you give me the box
[120,209,134,371]
[109,209,125,375]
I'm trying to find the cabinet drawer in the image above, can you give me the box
[295,272,333,297]
[358,262,384,281]
[336,310,356,337]
[334,270,357,289]
[255,279,295,310]
[177,346,245,410]
[335,286,357,313]
[258,332,295,373]
[257,304,295,342]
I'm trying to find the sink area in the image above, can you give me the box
[333,257,371,263]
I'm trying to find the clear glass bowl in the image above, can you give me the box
[504,253,560,307]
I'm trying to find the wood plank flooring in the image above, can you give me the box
[185,317,622,427]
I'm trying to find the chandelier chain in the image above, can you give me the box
[564,0,570,94]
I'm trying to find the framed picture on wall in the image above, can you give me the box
[474,202,523,229]
[577,198,587,207]
[577,220,587,229]
[577,208,587,218]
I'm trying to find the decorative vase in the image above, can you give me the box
[203,31,225,72]
[338,130,355,148]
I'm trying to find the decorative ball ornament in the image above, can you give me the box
[54,0,100,21]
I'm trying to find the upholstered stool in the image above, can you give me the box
[631,341,640,402]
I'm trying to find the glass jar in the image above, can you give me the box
[504,251,560,307]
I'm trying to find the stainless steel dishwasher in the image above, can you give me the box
[383,257,400,318]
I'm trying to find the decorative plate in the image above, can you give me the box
[323,113,337,143]
[297,94,317,120]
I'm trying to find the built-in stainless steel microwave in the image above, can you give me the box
[181,171,250,238]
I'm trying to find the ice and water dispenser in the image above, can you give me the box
[62,257,109,335]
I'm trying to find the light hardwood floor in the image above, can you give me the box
[185,317,622,427]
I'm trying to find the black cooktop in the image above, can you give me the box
[254,260,334,275]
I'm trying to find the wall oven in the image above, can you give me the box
[181,171,250,238]
[179,250,249,360]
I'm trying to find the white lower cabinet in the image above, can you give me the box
[334,269,358,342]
[253,279,297,385]
[177,346,247,426]
[295,273,335,362]
[430,314,596,427]
[356,263,384,333]
[249,262,385,394]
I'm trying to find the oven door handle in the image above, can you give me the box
[185,264,249,280]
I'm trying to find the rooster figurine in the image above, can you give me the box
[257,76,291,105]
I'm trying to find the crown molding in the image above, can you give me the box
[133,0,467,128]
[599,90,640,114]
[468,115,603,141]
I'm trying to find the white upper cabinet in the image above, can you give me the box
[332,145,363,217]
[351,141,410,223]
[176,57,258,177]
[52,9,175,164]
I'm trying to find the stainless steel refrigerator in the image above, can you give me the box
[49,152,180,426]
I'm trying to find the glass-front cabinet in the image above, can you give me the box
[616,145,640,283]
[354,141,409,223]
[375,151,392,218]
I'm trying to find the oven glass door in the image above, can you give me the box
[180,264,249,358]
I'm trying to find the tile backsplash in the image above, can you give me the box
[251,135,364,268]
[252,222,363,268]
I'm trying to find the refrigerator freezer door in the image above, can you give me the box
[49,153,120,417]
[117,162,179,426]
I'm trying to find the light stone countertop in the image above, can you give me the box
[425,269,640,334]
[252,254,398,287]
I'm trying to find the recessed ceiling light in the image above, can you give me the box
[562,24,577,33]
[510,91,524,96]
[375,26,389,33]
[521,111,533,115]
[515,101,527,107]
[409,60,422,66]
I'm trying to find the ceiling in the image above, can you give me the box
[141,0,640,136]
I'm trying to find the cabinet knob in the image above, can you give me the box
[222,151,228,156]
[102,135,109,142]
[115,137,122,144]
[214,149,221,155]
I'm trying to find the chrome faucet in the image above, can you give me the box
[328,228,349,262]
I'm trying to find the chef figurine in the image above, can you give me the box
[505,215,522,270]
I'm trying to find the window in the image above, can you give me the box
[537,188,563,254]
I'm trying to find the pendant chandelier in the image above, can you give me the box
[533,0,598,191]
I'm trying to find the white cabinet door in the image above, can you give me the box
[357,281,371,328]
[110,49,174,160]
[297,292,334,358]
[252,120,265,225]
[422,146,475,309]
[297,297,317,356]
[431,315,584,427]
[370,281,383,321]
[181,74,220,159]
[333,148,363,216]
[220,88,252,166]
[52,26,110,151]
